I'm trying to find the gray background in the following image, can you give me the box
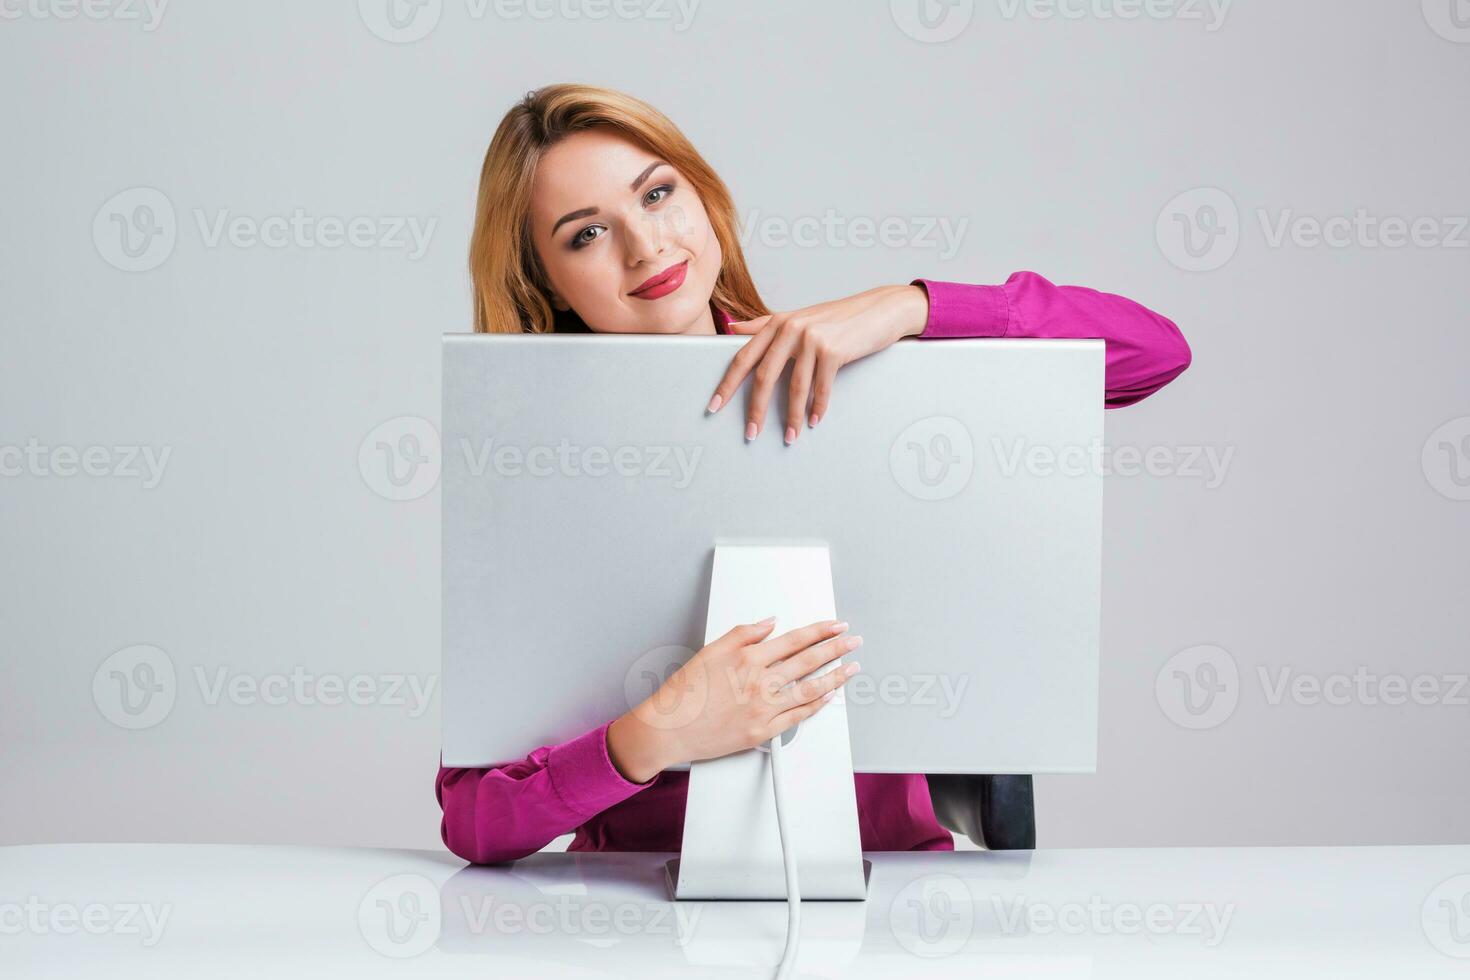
[1,0,1466,852]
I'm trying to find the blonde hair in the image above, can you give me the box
[469,83,768,334]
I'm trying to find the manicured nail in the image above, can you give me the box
[785,426,796,445]
[828,621,849,634]
[706,393,723,414]
[821,691,835,702]
[809,412,820,428]
[745,421,757,441]
[845,661,861,675]
[756,615,776,626]
[845,635,863,650]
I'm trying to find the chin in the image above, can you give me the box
[635,295,709,334]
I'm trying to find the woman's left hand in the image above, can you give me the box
[705,284,930,444]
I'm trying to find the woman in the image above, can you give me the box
[438,84,1191,864]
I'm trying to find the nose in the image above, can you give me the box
[623,208,674,267]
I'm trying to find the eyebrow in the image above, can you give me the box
[548,161,670,237]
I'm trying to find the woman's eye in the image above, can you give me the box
[644,184,674,207]
[571,225,605,249]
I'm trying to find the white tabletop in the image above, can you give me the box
[3,843,1468,977]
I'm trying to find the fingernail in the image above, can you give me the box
[822,691,835,702]
[845,661,861,675]
[745,421,757,442]
[784,426,796,445]
[846,635,863,650]
[756,615,776,626]
[706,393,723,414]
[828,621,849,634]
[809,412,820,428]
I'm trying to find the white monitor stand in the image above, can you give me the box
[664,540,872,901]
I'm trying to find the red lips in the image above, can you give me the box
[629,260,688,300]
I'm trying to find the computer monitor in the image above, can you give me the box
[441,333,1103,779]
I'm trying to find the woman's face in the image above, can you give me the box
[528,127,722,335]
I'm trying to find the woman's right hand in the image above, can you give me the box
[607,618,862,783]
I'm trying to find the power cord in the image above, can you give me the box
[769,729,801,980]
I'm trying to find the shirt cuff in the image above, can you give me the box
[911,278,1012,339]
[546,720,655,818]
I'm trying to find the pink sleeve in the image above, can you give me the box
[911,271,1192,408]
[436,719,653,864]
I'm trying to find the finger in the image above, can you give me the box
[717,618,777,651]
[785,340,817,445]
[746,321,800,440]
[808,349,841,428]
[748,618,847,667]
[724,315,768,335]
[706,317,775,415]
[764,686,841,739]
[768,632,862,687]
[773,660,859,713]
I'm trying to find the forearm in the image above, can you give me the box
[606,711,677,784]
[908,271,1192,407]
[436,719,654,864]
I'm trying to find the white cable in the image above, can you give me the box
[769,729,801,980]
